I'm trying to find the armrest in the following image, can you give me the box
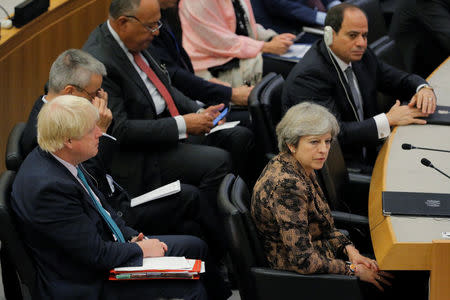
[348,172,371,184]
[369,35,390,51]
[5,123,26,171]
[331,210,368,226]
[251,267,362,300]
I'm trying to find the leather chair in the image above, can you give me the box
[0,170,36,300]
[217,174,363,300]
[249,72,278,159]
[5,122,26,171]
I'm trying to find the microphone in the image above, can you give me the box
[402,143,450,153]
[421,158,450,180]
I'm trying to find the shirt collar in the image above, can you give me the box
[50,153,78,179]
[41,95,48,104]
[327,44,352,72]
[107,20,131,54]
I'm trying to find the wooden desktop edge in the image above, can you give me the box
[368,58,450,271]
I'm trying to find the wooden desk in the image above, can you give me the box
[0,0,109,172]
[369,57,450,300]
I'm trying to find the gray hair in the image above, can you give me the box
[276,102,340,152]
[110,0,141,19]
[48,49,106,93]
[37,95,99,152]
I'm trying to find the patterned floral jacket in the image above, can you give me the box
[251,152,352,275]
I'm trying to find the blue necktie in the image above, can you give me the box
[76,167,125,243]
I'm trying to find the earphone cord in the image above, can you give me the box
[325,46,360,122]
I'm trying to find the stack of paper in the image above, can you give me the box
[109,256,204,280]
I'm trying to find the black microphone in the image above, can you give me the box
[402,143,450,153]
[421,158,450,180]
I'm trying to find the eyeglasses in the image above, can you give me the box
[71,85,100,101]
[124,16,163,33]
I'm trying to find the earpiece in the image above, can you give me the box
[324,25,333,47]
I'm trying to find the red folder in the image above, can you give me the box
[109,259,202,280]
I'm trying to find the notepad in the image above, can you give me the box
[207,121,240,135]
[130,180,181,207]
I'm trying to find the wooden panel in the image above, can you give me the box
[430,240,450,300]
[0,0,109,172]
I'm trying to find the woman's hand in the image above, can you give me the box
[354,264,394,291]
[346,245,378,271]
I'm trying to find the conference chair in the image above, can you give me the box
[5,122,26,171]
[0,170,37,300]
[217,174,363,300]
[248,72,279,159]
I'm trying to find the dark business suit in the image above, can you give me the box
[150,21,252,128]
[83,22,255,195]
[19,96,227,254]
[258,0,335,33]
[282,39,426,164]
[11,147,207,299]
[389,0,450,78]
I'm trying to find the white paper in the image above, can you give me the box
[207,121,240,135]
[279,44,311,59]
[302,26,324,35]
[115,256,190,272]
[131,180,181,207]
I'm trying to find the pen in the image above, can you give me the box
[102,133,117,141]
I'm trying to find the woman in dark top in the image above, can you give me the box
[251,102,392,291]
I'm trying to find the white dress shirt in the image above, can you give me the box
[107,21,187,139]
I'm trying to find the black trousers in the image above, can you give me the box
[124,183,227,258]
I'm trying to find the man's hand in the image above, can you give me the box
[130,232,144,243]
[262,33,296,55]
[354,264,394,291]
[183,113,214,135]
[409,87,437,114]
[386,100,429,126]
[136,238,168,257]
[92,89,112,133]
[231,85,253,106]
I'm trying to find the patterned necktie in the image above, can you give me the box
[76,167,125,243]
[344,66,364,121]
[131,52,180,117]
[306,0,326,12]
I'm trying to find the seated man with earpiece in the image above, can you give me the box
[281,3,437,172]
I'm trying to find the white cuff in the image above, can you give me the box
[374,113,391,139]
[327,1,342,9]
[174,115,187,139]
[416,83,430,93]
[315,11,326,26]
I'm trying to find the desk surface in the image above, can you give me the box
[369,57,450,299]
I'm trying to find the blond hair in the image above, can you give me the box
[37,95,99,152]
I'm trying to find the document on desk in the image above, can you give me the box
[423,105,450,125]
[264,44,312,62]
[130,180,181,207]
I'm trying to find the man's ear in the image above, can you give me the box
[62,85,76,95]
[64,138,72,149]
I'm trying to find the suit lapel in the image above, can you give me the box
[318,41,359,120]
[101,24,158,114]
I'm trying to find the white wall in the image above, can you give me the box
[1,0,24,17]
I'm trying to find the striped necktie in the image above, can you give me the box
[76,167,125,242]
